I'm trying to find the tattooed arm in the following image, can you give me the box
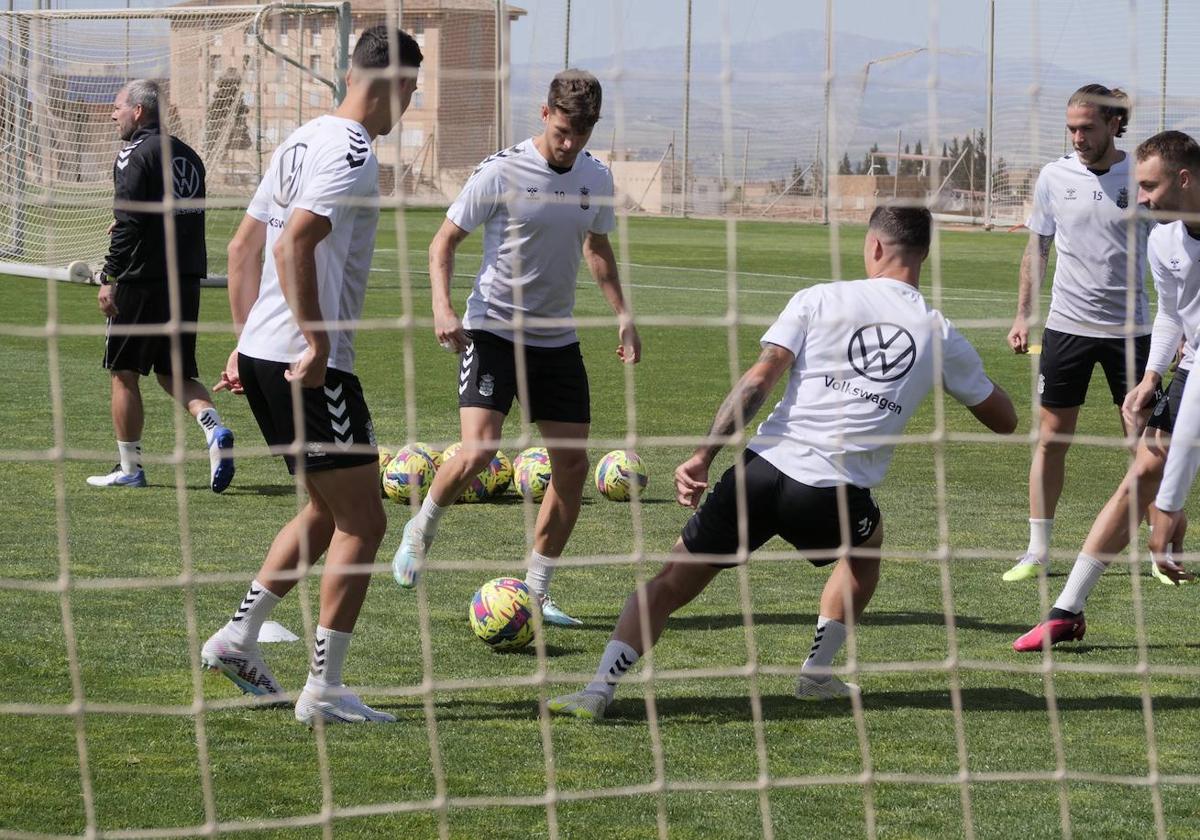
[1008,232,1054,354]
[674,343,796,508]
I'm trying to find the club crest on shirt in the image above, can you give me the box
[274,143,308,207]
[479,373,495,397]
[1117,187,1129,209]
[847,323,916,383]
[579,186,590,210]
[1171,257,1182,271]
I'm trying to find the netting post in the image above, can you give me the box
[335,1,350,104]
[1159,0,1169,132]
[821,0,832,225]
[984,0,995,229]
[680,0,692,217]
[563,0,570,69]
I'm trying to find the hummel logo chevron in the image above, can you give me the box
[332,418,351,436]
[327,400,347,419]
[324,384,343,400]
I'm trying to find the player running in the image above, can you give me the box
[392,70,641,627]
[1004,84,1154,582]
[1014,131,1200,650]
[200,27,422,724]
[549,206,1017,720]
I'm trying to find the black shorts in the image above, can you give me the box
[1038,328,1150,408]
[238,353,377,476]
[457,330,591,424]
[102,278,201,378]
[1146,368,1190,434]
[680,450,882,567]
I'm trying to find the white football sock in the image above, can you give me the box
[117,439,142,475]
[585,639,639,702]
[1026,518,1054,560]
[525,551,555,597]
[307,625,352,690]
[223,580,281,646]
[1053,553,1107,615]
[195,406,222,445]
[800,615,847,677]
[412,495,446,541]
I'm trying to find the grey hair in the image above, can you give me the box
[123,79,160,120]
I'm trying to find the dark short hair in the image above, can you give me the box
[1136,130,1200,175]
[868,204,932,253]
[547,69,602,131]
[352,25,423,72]
[1068,83,1130,137]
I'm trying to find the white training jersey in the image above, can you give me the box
[448,138,616,348]
[1149,223,1200,511]
[1027,152,1151,338]
[238,115,379,373]
[749,278,995,489]
[1146,222,1200,376]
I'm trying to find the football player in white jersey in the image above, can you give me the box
[392,70,641,628]
[200,27,423,725]
[1015,131,1200,650]
[547,206,1017,720]
[1004,84,1154,583]
[1141,133,1200,584]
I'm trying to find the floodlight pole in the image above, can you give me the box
[680,0,692,217]
[983,0,995,230]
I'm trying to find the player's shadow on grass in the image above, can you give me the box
[604,688,1200,722]
[190,483,300,497]
[622,610,1030,636]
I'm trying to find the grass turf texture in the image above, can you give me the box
[2,208,1199,838]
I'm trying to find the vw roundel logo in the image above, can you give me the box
[274,142,308,207]
[847,323,917,382]
[171,156,201,199]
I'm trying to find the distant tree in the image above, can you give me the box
[838,152,853,175]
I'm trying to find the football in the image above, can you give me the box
[67,260,93,284]
[376,446,395,498]
[513,446,552,502]
[440,443,513,502]
[382,445,436,504]
[469,577,534,650]
[594,450,649,501]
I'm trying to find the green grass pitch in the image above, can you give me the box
[1,208,1198,838]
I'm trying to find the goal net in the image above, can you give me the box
[0,3,350,280]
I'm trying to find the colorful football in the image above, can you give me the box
[440,443,513,503]
[513,446,552,502]
[382,445,436,504]
[469,577,534,650]
[594,450,649,501]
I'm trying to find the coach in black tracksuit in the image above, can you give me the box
[89,78,234,491]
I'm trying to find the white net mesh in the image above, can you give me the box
[0,4,349,275]
[4,1,1200,839]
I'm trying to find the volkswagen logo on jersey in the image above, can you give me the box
[171,157,201,199]
[580,186,590,210]
[848,323,916,383]
[274,143,308,207]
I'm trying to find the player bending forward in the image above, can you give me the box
[200,27,422,725]
[1014,131,1200,651]
[549,206,1016,720]
[392,70,640,626]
